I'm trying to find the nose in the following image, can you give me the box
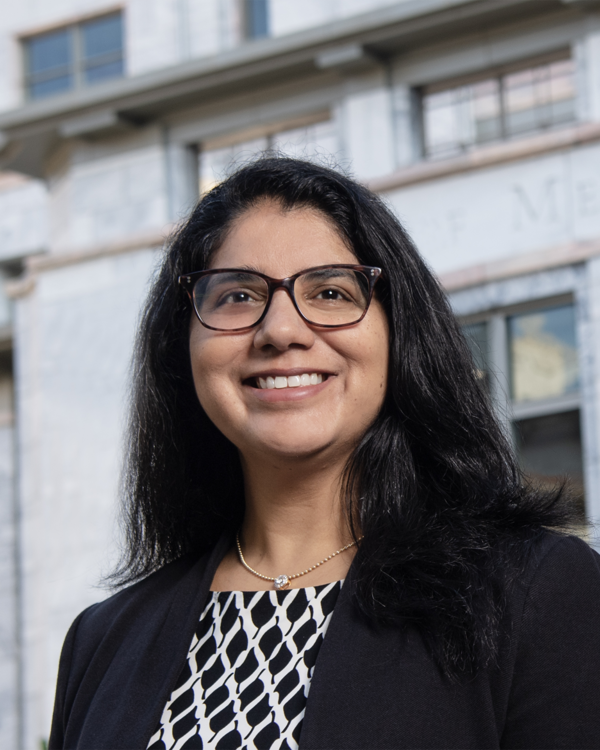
[252,288,316,351]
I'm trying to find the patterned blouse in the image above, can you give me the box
[147,581,342,750]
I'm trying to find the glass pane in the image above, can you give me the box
[462,322,489,385]
[199,137,269,194]
[514,410,585,518]
[423,89,462,158]
[244,0,269,39]
[82,14,123,85]
[30,76,72,99]
[503,59,575,137]
[82,14,123,59]
[271,119,339,161]
[84,59,124,85]
[26,29,73,98]
[27,29,71,73]
[508,304,579,403]
[471,80,502,143]
[423,80,501,159]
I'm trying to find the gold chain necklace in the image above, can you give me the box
[235,531,363,590]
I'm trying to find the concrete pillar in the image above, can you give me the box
[390,83,421,168]
[0,420,17,750]
[575,22,600,124]
[579,256,600,543]
[342,84,395,180]
[164,136,199,223]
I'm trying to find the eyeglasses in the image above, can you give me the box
[179,264,382,331]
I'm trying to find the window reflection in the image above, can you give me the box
[24,13,123,99]
[462,322,489,385]
[82,14,124,84]
[514,410,585,517]
[423,57,576,159]
[199,137,269,195]
[26,29,72,99]
[243,0,269,39]
[199,119,338,195]
[504,60,575,137]
[508,304,579,403]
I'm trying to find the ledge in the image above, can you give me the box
[439,237,600,291]
[0,0,576,176]
[369,121,600,193]
[5,225,174,298]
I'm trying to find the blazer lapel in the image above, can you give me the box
[298,567,500,750]
[75,534,231,750]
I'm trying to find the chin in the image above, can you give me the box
[248,434,339,460]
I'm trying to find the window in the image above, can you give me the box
[462,301,585,520]
[199,116,338,194]
[24,12,124,100]
[242,0,269,40]
[423,56,576,159]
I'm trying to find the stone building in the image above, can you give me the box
[0,0,599,747]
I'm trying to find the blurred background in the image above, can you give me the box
[0,0,599,746]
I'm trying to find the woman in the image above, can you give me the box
[49,157,600,750]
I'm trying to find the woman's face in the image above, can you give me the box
[189,200,389,465]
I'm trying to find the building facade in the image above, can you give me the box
[0,0,599,747]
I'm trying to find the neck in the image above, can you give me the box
[238,451,355,577]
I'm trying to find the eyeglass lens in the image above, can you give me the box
[193,268,371,330]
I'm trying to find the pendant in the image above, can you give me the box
[274,574,290,590]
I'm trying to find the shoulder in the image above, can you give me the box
[515,531,600,661]
[519,531,600,609]
[500,532,600,748]
[49,546,226,749]
[508,531,600,646]
[59,551,211,688]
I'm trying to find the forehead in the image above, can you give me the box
[209,201,358,275]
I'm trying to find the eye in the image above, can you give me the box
[314,287,351,301]
[219,290,257,305]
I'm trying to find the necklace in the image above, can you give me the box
[236,531,363,590]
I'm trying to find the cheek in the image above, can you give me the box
[189,334,237,419]
[339,313,389,419]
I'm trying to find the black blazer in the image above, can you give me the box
[49,532,600,750]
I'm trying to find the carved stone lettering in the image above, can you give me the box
[576,179,600,217]
[512,178,561,231]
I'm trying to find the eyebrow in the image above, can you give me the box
[301,268,352,281]
[234,264,263,274]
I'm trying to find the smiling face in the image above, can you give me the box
[188,200,389,466]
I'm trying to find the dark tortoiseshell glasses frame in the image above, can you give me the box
[178,264,383,331]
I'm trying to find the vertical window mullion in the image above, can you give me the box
[73,24,82,90]
[498,74,508,140]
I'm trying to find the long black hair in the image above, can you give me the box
[113,156,568,677]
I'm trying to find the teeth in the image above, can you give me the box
[256,373,324,389]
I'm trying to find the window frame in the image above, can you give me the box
[460,293,586,517]
[21,9,124,101]
[460,292,580,420]
[420,48,577,160]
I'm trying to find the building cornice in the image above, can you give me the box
[5,225,174,298]
[440,237,600,291]
[0,0,583,176]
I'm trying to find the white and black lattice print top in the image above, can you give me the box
[147,581,342,750]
